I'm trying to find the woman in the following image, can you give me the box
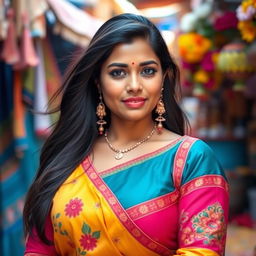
[23,13,229,256]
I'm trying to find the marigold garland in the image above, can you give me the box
[178,33,211,63]
[237,0,256,42]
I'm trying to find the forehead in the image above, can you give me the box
[104,37,160,64]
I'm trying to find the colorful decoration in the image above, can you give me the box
[178,33,220,99]
[237,0,256,42]
[177,1,225,99]
[214,11,238,32]
[217,42,254,90]
[1,9,20,64]
[178,1,253,139]
[180,1,213,33]
[192,51,221,100]
[178,33,212,64]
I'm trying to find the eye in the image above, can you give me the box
[141,68,157,76]
[109,69,126,78]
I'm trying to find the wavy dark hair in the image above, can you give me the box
[23,13,189,244]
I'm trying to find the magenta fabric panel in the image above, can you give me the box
[24,215,56,256]
[178,185,229,256]
[134,203,179,249]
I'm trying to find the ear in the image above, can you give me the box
[95,80,101,91]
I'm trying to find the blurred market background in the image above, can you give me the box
[1,0,256,255]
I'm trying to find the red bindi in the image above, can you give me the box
[132,62,135,65]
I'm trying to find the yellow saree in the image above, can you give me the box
[52,164,174,256]
[25,137,228,256]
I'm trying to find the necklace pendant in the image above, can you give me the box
[115,151,123,160]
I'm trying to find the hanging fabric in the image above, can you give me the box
[34,39,52,137]
[1,8,20,65]
[46,0,103,47]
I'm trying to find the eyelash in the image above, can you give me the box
[142,68,157,76]
[109,68,157,78]
[109,69,126,78]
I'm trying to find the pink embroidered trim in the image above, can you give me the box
[82,158,174,256]
[97,136,185,177]
[126,190,179,221]
[24,254,49,256]
[180,174,229,197]
[173,137,198,189]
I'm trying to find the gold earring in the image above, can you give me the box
[96,93,106,135]
[155,94,166,134]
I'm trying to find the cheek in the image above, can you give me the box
[151,93,161,110]
[147,79,162,97]
[100,75,117,99]
[100,83,122,110]
[101,88,116,107]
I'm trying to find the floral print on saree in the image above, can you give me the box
[64,198,84,218]
[83,158,174,256]
[52,212,101,254]
[24,136,228,256]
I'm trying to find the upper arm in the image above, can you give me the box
[176,139,229,256]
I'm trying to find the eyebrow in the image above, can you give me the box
[107,63,128,68]
[139,60,158,66]
[107,60,158,68]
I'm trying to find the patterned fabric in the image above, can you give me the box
[0,37,62,256]
[0,62,43,256]
[24,136,229,256]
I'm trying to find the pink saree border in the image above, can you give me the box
[82,158,174,256]
[24,254,48,256]
[173,137,198,189]
[180,174,229,197]
[126,190,179,221]
[97,136,185,177]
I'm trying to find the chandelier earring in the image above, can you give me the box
[96,93,107,135]
[155,91,166,134]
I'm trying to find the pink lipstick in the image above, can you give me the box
[122,97,146,108]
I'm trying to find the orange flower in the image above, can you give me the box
[178,33,211,63]
[237,0,256,42]
[238,20,256,42]
[194,70,210,84]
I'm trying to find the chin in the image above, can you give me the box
[120,113,152,122]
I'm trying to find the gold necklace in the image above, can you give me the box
[104,126,155,160]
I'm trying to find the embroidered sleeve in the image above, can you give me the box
[24,215,57,256]
[177,140,229,256]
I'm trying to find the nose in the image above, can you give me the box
[126,73,142,93]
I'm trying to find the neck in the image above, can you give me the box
[106,119,155,145]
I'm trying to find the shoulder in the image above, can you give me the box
[56,164,85,192]
[175,136,214,161]
[184,136,215,157]
[179,136,226,184]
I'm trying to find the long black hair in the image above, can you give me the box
[23,13,188,244]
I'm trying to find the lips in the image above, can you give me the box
[122,97,146,108]
[123,97,146,103]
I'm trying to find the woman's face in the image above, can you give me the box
[99,37,164,124]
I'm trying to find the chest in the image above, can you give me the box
[52,157,180,252]
[91,140,176,173]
